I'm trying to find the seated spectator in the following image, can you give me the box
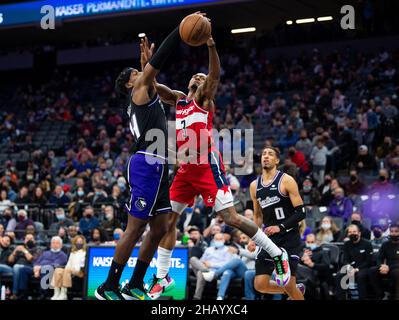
[370,224,388,248]
[319,175,340,206]
[67,225,79,242]
[178,207,205,234]
[86,184,108,206]
[237,238,257,300]
[299,233,331,297]
[300,177,321,206]
[2,207,16,232]
[244,209,254,221]
[0,224,4,237]
[33,236,68,299]
[74,152,93,178]
[335,224,373,300]
[316,216,341,244]
[100,205,121,236]
[187,226,208,259]
[203,213,233,243]
[15,210,34,240]
[14,186,31,208]
[32,187,48,208]
[51,235,87,300]
[277,125,298,151]
[49,185,70,207]
[57,227,69,244]
[7,234,42,299]
[0,189,14,213]
[328,188,353,221]
[348,212,371,240]
[288,146,310,176]
[344,169,366,198]
[354,145,377,174]
[369,224,399,299]
[48,208,75,236]
[189,233,237,300]
[89,227,108,245]
[369,168,396,193]
[79,206,100,240]
[106,228,124,245]
[0,234,13,276]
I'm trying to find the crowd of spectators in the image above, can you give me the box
[0,34,398,300]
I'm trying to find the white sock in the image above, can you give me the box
[251,229,282,257]
[156,247,173,279]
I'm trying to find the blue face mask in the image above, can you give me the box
[306,243,318,251]
[213,241,224,248]
[57,214,65,221]
[77,191,84,197]
[113,233,120,240]
[117,183,126,191]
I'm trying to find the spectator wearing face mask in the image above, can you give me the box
[370,224,388,248]
[7,234,42,299]
[328,188,353,221]
[15,210,34,240]
[299,233,331,297]
[190,233,236,300]
[369,168,395,193]
[51,235,87,300]
[79,206,100,240]
[49,185,70,207]
[316,216,341,244]
[48,208,75,236]
[344,169,366,198]
[354,145,377,174]
[187,226,208,259]
[335,224,373,300]
[33,236,68,299]
[300,178,321,206]
[368,224,399,299]
[86,184,108,206]
[203,213,234,244]
[319,176,340,206]
[100,205,121,237]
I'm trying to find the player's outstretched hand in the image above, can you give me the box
[140,37,155,70]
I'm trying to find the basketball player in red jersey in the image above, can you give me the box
[140,32,291,299]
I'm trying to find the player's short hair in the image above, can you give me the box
[390,223,399,230]
[115,67,134,97]
[262,146,280,159]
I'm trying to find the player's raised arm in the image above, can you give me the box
[140,37,186,105]
[278,175,306,232]
[196,36,221,102]
[250,180,263,228]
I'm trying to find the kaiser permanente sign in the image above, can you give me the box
[0,0,225,28]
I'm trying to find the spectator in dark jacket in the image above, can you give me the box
[354,145,377,173]
[369,224,399,299]
[100,205,121,237]
[49,185,70,206]
[348,212,371,240]
[0,235,13,275]
[335,224,373,300]
[79,206,100,240]
[14,186,31,208]
[187,226,208,259]
[7,234,42,299]
[344,169,366,197]
[177,207,205,234]
[300,178,321,206]
[15,209,35,240]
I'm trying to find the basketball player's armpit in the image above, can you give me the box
[155,82,185,106]
[279,205,306,232]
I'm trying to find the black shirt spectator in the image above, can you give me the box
[49,185,70,206]
[14,186,31,208]
[177,207,205,233]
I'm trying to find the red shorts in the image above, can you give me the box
[170,151,234,213]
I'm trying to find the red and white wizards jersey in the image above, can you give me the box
[175,98,214,162]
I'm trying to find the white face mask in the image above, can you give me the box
[51,248,61,253]
[321,223,331,230]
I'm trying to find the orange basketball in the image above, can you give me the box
[179,13,211,47]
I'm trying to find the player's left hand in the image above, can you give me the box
[264,226,280,236]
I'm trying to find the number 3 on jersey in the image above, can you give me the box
[181,119,187,138]
[274,207,285,220]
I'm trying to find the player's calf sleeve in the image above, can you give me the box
[156,247,173,279]
[251,229,282,257]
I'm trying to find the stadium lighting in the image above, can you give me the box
[286,20,293,25]
[296,18,315,24]
[138,33,146,38]
[231,27,256,34]
[317,16,333,22]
